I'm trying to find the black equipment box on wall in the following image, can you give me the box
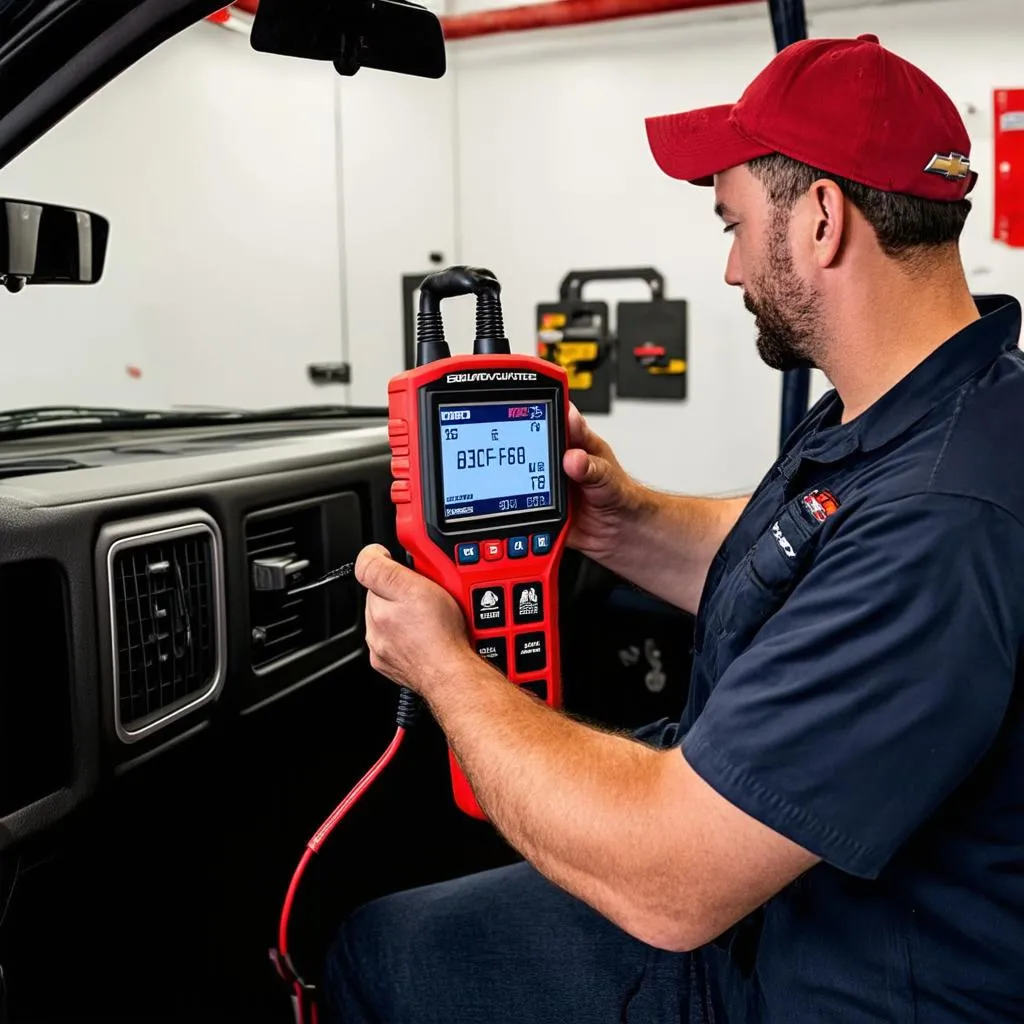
[615,299,688,401]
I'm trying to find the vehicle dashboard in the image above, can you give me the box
[0,416,394,851]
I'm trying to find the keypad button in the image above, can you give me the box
[508,536,529,559]
[482,540,503,562]
[456,542,480,565]
[531,533,552,555]
[514,631,547,674]
[476,637,508,675]
[520,679,548,702]
[512,582,544,625]
[472,586,506,629]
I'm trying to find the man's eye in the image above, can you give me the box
[723,223,738,235]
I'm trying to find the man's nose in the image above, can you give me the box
[725,245,743,288]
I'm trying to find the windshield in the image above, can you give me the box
[0,8,396,429]
[0,0,47,38]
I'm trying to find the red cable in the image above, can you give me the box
[277,726,408,969]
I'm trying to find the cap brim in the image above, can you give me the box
[645,103,772,185]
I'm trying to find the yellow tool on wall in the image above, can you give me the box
[535,300,611,413]
[537,312,603,391]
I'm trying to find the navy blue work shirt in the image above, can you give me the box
[649,295,1024,1022]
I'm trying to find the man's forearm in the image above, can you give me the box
[605,491,749,615]
[425,652,682,946]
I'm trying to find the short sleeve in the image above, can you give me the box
[682,493,1024,879]
[633,718,682,749]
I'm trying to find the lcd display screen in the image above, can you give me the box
[438,400,554,523]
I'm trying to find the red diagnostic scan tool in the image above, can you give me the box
[387,266,571,819]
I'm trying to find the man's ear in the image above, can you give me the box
[810,179,846,268]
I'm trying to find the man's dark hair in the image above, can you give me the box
[747,152,972,265]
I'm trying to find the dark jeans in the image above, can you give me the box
[322,860,692,1023]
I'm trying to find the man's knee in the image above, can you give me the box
[321,874,499,1023]
[320,863,558,1023]
[322,892,404,1024]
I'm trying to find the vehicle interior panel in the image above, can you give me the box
[0,2,696,1017]
[0,419,692,1020]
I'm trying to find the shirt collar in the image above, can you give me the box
[795,294,1021,466]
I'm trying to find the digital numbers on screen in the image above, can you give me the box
[457,447,525,469]
[439,401,554,522]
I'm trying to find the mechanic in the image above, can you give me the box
[324,33,1024,1023]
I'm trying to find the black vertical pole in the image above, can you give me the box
[768,0,810,452]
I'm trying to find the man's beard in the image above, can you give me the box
[744,210,825,372]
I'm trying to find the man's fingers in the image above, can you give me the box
[566,404,612,486]
[356,544,412,600]
[568,402,612,463]
[567,403,593,451]
[563,448,591,483]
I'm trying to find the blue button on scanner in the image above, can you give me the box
[508,536,528,559]
[457,542,480,565]
[532,533,551,555]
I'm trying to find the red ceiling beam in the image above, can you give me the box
[226,0,758,40]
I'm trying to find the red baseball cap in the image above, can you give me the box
[645,33,977,201]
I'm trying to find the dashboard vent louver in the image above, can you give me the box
[245,504,329,670]
[101,512,225,743]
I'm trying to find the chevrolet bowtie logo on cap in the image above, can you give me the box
[924,152,971,181]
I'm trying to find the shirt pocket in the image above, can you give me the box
[749,504,816,592]
[705,502,821,672]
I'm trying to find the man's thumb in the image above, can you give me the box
[356,544,408,599]
[564,448,610,488]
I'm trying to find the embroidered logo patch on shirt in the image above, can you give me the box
[801,489,841,524]
[772,521,796,558]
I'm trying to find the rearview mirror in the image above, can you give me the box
[0,199,109,292]
[249,0,446,79]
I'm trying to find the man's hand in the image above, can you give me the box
[562,404,648,565]
[355,544,475,697]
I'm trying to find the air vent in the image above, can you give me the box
[245,503,329,670]
[100,512,225,743]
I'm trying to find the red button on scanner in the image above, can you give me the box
[482,540,503,562]
[390,480,411,504]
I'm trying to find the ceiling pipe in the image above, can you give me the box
[227,0,760,41]
[440,0,758,40]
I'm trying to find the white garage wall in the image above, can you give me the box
[0,19,348,411]
[337,68,458,407]
[448,0,1024,495]
[0,0,1019,501]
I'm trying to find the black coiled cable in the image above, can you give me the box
[396,686,423,730]
[473,284,510,355]
[416,308,445,349]
[475,290,505,343]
